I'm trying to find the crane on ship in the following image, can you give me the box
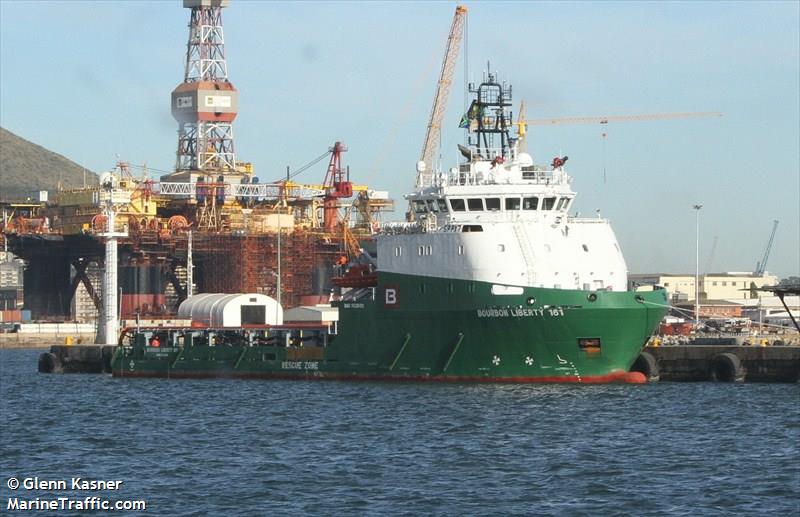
[416,5,468,190]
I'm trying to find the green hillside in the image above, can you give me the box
[0,127,97,201]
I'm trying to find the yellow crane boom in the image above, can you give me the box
[524,111,722,126]
[417,5,468,186]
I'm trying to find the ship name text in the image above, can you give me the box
[477,307,565,318]
[280,361,319,370]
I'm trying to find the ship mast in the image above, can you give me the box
[466,68,514,160]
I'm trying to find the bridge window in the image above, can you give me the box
[462,225,483,232]
[437,199,448,212]
[449,199,466,212]
[505,197,521,210]
[542,197,557,210]
[413,200,427,214]
[557,197,570,211]
[427,199,439,213]
[523,197,539,210]
[467,198,484,211]
[485,198,501,211]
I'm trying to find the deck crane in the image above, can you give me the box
[754,220,779,276]
[416,5,468,190]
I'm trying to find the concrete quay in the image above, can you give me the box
[632,345,800,383]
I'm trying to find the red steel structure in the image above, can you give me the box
[322,142,353,232]
[171,0,238,172]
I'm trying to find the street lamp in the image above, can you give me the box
[692,204,702,328]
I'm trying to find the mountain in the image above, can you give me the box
[0,127,97,201]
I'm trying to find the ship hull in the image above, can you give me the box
[112,273,669,383]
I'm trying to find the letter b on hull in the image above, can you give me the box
[384,285,399,308]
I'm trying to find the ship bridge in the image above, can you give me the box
[406,149,576,228]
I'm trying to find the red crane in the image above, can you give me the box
[322,141,353,232]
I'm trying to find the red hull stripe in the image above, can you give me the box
[113,370,647,384]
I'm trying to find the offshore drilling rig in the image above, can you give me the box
[1,0,393,327]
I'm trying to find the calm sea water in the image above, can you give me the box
[1,348,798,516]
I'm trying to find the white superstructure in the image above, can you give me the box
[378,71,628,292]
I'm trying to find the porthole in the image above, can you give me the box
[526,297,536,306]
[587,293,598,302]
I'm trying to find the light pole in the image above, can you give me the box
[692,204,702,328]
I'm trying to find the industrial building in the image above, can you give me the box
[630,272,778,302]
[0,0,392,332]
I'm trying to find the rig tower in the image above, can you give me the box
[172,0,237,174]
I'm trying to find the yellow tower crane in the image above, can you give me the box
[522,111,723,127]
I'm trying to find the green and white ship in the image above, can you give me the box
[112,71,668,383]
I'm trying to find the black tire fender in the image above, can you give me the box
[38,352,63,374]
[631,351,660,382]
[710,352,745,382]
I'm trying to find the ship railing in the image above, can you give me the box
[442,166,569,187]
[380,222,423,234]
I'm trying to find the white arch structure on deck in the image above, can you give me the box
[177,293,283,326]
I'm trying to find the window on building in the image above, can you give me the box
[418,246,424,256]
[505,198,520,210]
[394,247,402,257]
[713,281,717,286]
[722,281,727,286]
[485,198,501,211]
[467,198,484,211]
[582,244,589,252]
[523,197,538,210]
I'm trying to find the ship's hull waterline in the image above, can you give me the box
[112,273,669,383]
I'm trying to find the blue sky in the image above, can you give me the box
[1,0,798,278]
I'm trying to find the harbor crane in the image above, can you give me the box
[417,5,468,188]
[754,220,779,276]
